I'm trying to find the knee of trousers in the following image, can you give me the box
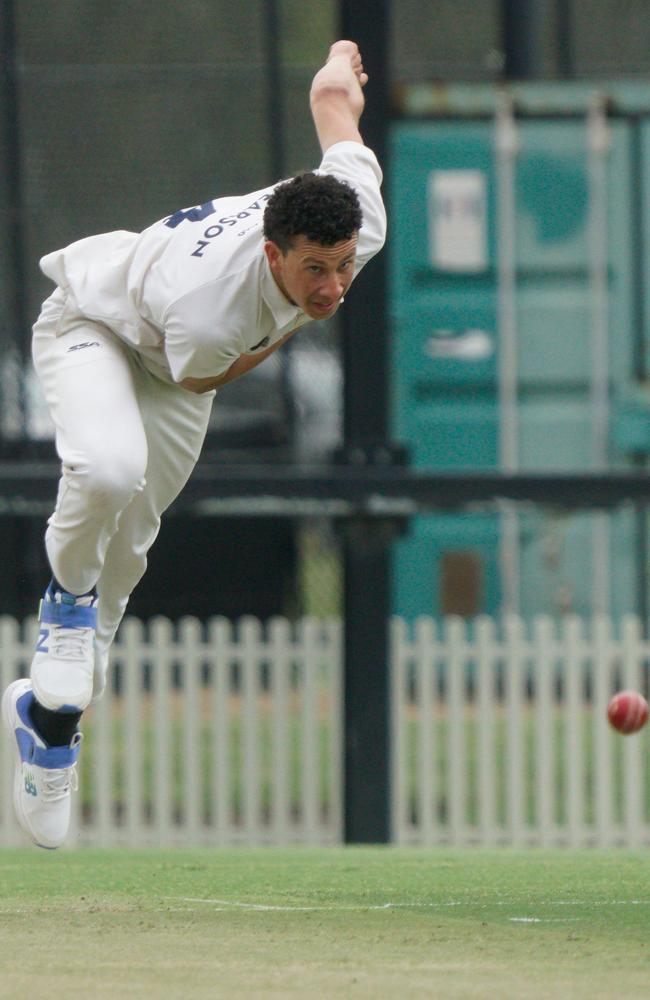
[71,451,147,515]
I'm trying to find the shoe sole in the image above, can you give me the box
[2,680,58,850]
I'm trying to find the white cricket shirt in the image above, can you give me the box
[39,141,386,382]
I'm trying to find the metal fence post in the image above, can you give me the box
[338,0,398,843]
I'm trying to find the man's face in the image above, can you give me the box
[264,234,358,320]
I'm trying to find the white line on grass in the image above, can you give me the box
[173,897,397,912]
[509,917,582,924]
[169,896,650,913]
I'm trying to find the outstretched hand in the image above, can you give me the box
[327,40,368,88]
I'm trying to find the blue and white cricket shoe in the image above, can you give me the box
[31,581,98,712]
[1,678,81,849]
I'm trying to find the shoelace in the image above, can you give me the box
[50,626,93,661]
[41,763,79,802]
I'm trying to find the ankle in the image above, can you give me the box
[49,577,98,603]
[30,698,82,748]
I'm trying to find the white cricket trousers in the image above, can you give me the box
[32,287,215,702]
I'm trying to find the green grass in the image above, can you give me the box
[1,847,650,998]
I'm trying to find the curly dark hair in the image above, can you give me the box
[263,173,362,252]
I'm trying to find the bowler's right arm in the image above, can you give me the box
[309,40,369,153]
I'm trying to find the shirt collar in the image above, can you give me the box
[261,252,305,329]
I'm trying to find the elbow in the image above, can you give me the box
[179,380,200,394]
[179,376,218,394]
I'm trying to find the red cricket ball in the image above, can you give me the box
[607,690,649,734]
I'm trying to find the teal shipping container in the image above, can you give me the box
[390,82,650,621]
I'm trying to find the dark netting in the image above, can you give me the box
[570,0,650,76]
[390,0,503,82]
[16,1,265,66]
[388,0,650,82]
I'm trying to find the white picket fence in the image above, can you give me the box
[1,614,649,848]
[0,616,343,847]
[392,616,650,847]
